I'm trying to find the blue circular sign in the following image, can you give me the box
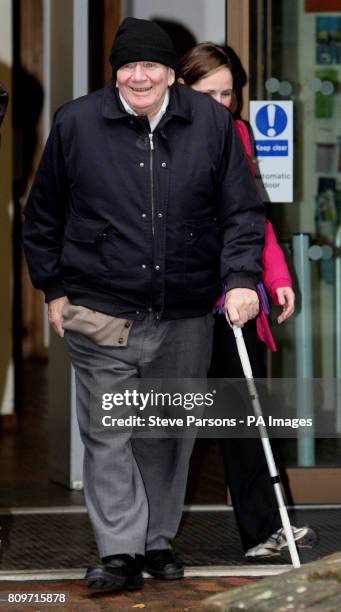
[255,104,287,137]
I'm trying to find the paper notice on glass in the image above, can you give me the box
[249,101,293,203]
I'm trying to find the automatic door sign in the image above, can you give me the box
[249,101,293,202]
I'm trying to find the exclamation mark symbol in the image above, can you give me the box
[267,104,276,136]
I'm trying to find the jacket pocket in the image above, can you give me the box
[184,217,221,296]
[61,215,112,285]
[64,216,112,243]
[62,301,133,346]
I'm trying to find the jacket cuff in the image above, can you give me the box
[223,272,259,293]
[43,281,66,303]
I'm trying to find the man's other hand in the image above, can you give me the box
[48,296,68,337]
[225,288,259,327]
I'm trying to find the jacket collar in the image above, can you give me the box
[101,81,193,124]
[102,81,129,120]
[167,83,193,123]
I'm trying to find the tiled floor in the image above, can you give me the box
[0,577,257,612]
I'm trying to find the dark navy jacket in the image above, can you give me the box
[23,82,265,320]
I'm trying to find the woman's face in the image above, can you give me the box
[191,66,233,109]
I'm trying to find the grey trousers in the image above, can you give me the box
[64,313,214,558]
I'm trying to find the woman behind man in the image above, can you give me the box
[179,43,316,558]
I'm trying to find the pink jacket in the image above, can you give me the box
[234,120,292,351]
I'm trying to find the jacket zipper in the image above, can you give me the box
[149,133,155,236]
[148,131,161,322]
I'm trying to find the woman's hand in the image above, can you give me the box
[275,287,295,324]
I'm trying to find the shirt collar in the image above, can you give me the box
[118,89,170,132]
[102,82,193,125]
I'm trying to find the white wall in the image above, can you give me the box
[131,0,226,44]
[43,0,85,488]
[0,0,14,416]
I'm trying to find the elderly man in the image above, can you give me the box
[23,18,264,592]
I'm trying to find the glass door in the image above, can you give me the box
[249,0,341,502]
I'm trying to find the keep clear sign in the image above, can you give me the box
[249,101,293,203]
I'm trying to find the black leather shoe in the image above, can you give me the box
[85,554,144,592]
[144,549,184,580]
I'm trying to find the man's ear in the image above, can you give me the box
[167,68,176,86]
[177,77,185,85]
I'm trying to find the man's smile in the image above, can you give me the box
[130,86,153,93]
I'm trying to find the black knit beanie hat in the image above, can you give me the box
[110,17,179,76]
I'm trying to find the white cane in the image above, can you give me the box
[232,324,301,569]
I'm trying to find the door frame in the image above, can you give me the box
[226,0,341,503]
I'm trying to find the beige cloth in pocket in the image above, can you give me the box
[62,301,133,346]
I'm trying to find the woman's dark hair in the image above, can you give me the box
[179,42,247,118]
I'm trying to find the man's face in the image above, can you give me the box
[116,61,175,119]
